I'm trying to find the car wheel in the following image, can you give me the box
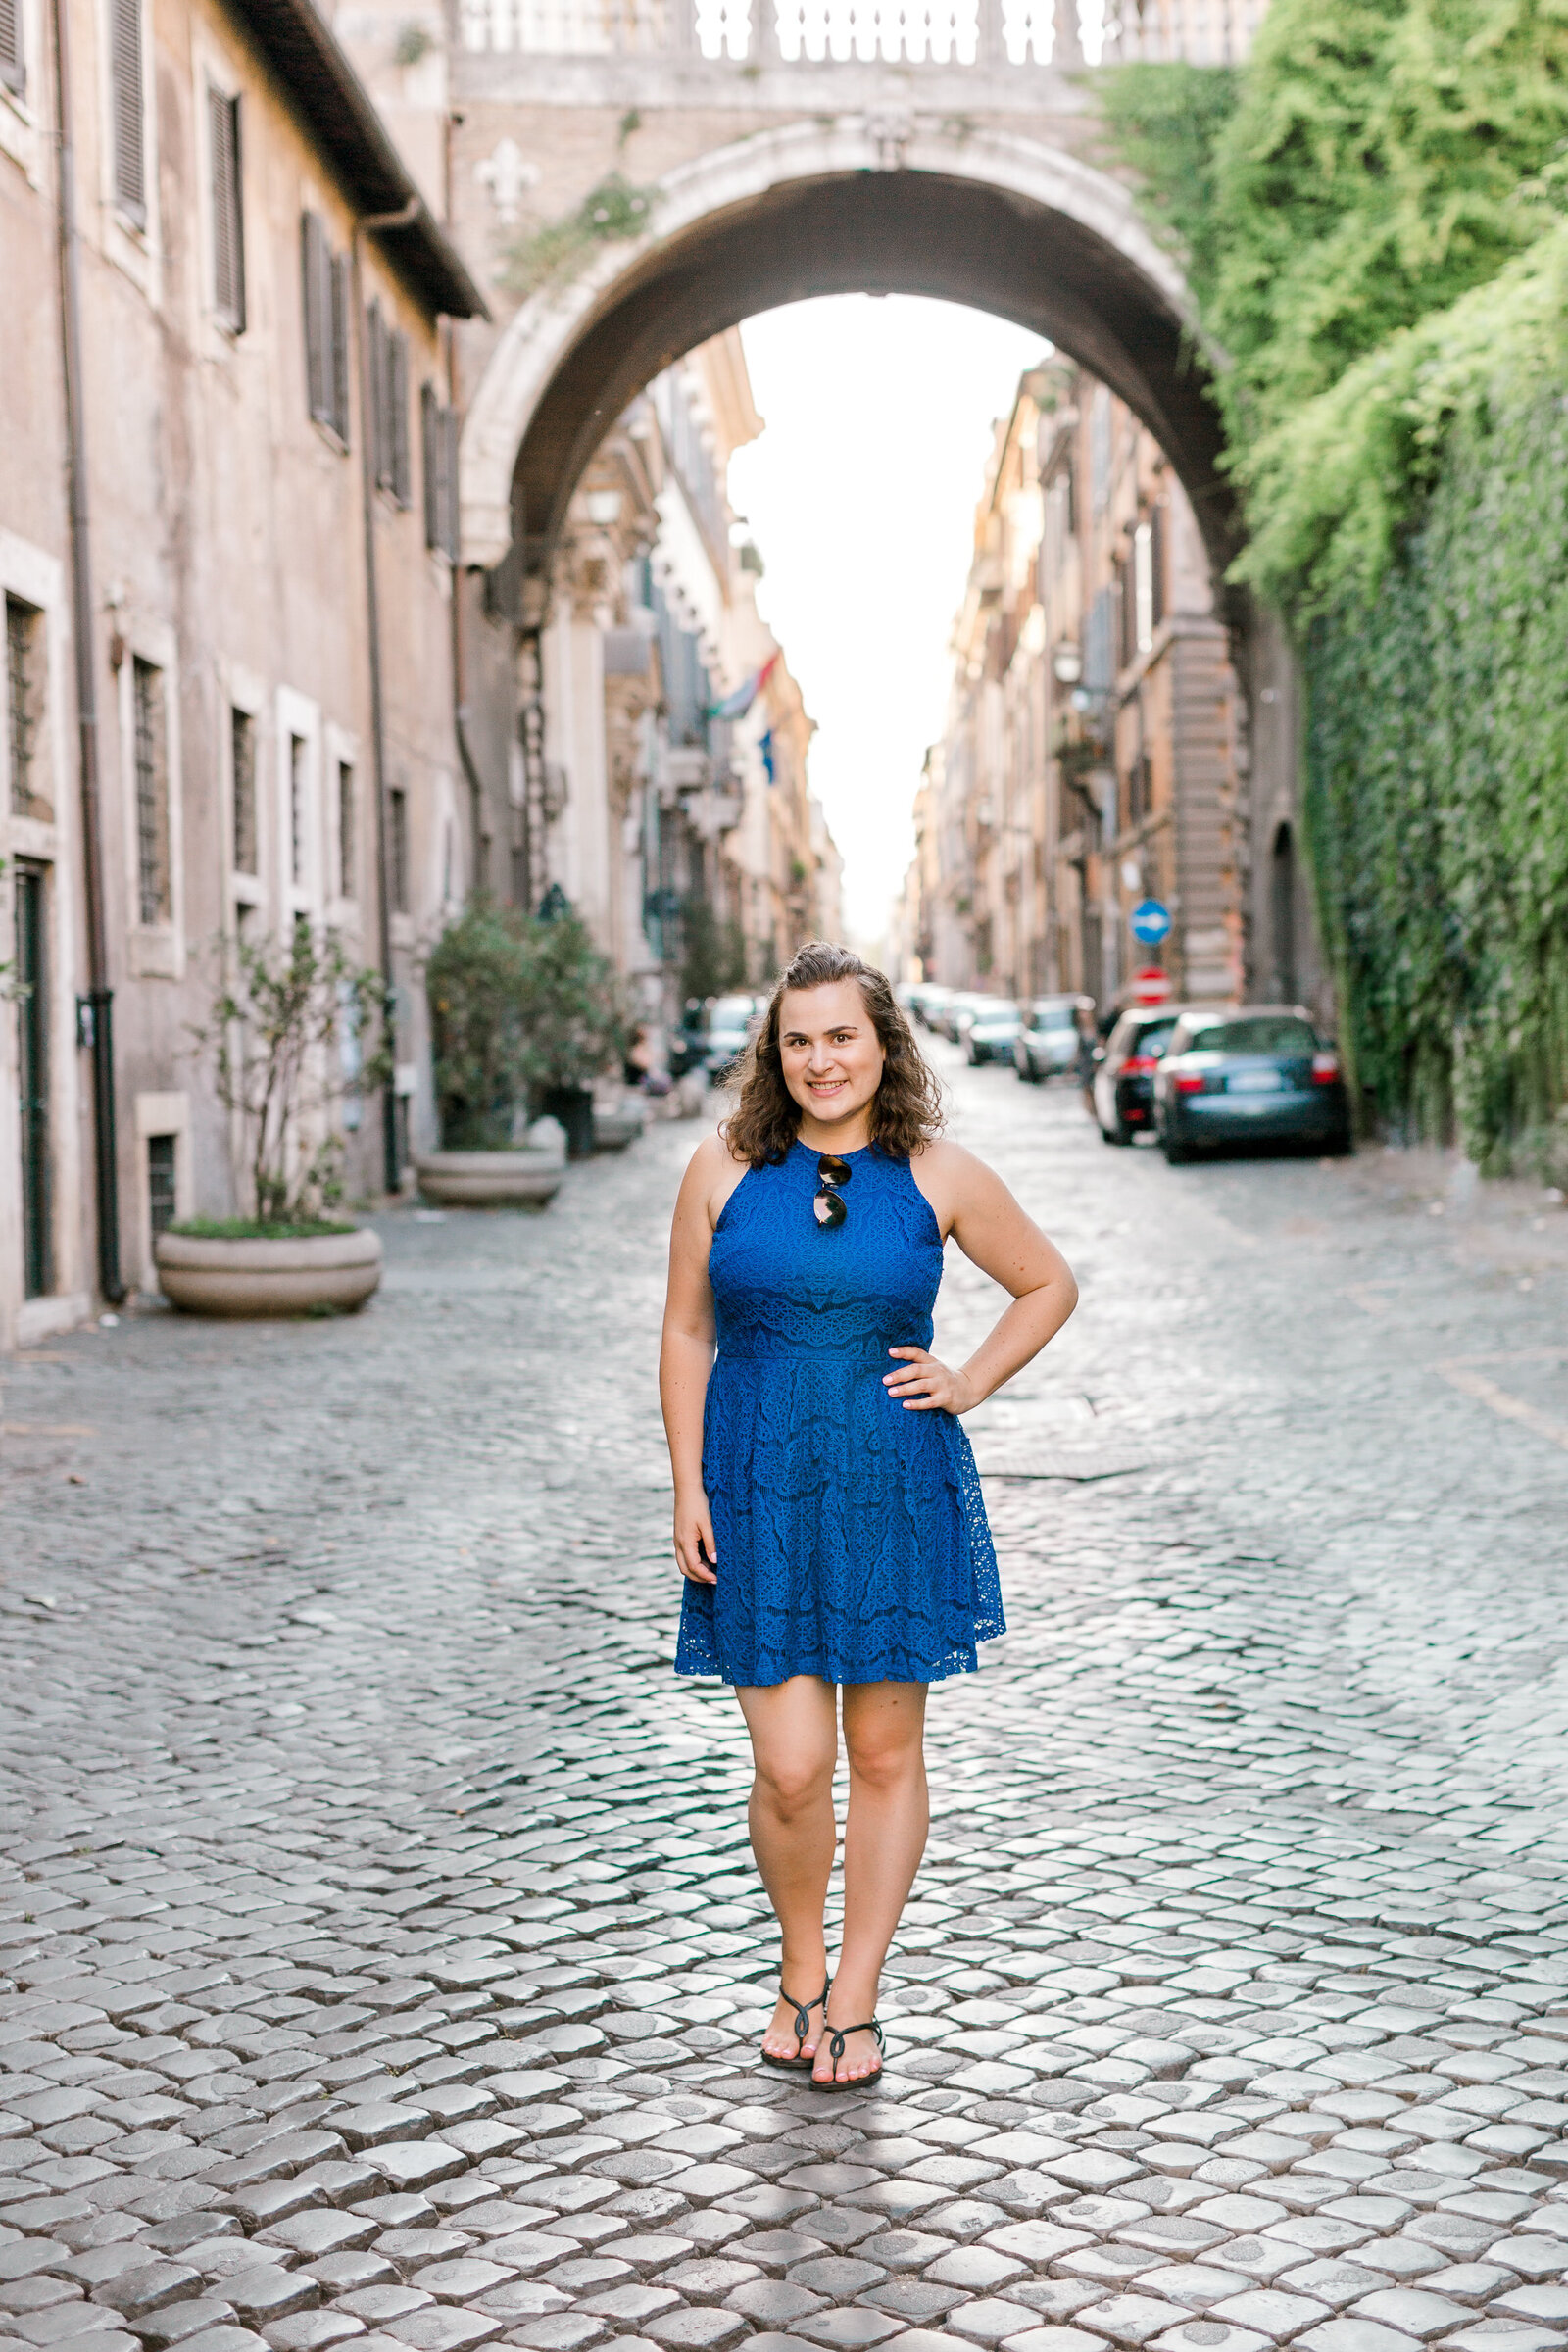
[1101,1119,1131,1147]
[1161,1132,1194,1164]
[1326,1126,1353,1157]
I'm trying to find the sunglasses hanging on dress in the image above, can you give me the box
[813,1154,853,1228]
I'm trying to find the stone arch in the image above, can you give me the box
[460,114,1239,580]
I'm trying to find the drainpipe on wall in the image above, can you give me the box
[444,320,485,897]
[50,0,124,1303]
[351,199,419,1199]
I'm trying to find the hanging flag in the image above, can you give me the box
[706,651,780,722]
[759,729,775,785]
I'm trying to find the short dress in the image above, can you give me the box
[674,1140,1004,1688]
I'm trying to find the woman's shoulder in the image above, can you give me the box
[908,1136,986,1183]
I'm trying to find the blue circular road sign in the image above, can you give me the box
[1130,898,1172,945]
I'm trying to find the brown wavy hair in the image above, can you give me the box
[724,940,945,1167]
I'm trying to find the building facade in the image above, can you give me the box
[1,0,483,1348]
[900,358,1320,1020]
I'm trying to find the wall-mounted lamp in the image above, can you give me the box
[584,490,622,525]
[1053,644,1082,684]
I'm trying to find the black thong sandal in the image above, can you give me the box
[811,2017,884,2092]
[760,1978,830,2071]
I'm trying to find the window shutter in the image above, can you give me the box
[302,210,327,421]
[420,383,438,548]
[390,331,411,507]
[367,301,388,487]
[441,406,459,560]
[209,89,246,333]
[110,0,146,225]
[0,0,24,98]
[329,252,352,443]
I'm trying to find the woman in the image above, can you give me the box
[660,942,1077,2089]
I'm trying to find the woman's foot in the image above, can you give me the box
[811,1998,883,2087]
[760,1979,827,2067]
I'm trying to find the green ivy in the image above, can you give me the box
[504,172,659,298]
[1304,380,1568,1169]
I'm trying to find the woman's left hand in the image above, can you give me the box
[884,1347,979,1413]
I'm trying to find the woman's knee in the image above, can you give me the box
[753,1746,834,1815]
[844,1724,925,1794]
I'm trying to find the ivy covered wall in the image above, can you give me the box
[1100,0,1568,1165]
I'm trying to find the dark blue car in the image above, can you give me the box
[1152,1007,1352,1162]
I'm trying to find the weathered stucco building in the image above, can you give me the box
[900,357,1321,1022]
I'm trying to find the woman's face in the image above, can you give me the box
[777,979,886,1137]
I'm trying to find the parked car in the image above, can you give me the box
[1092,1005,1184,1142]
[945,992,1004,1046]
[1015,995,1093,1084]
[965,1004,1024,1065]
[1152,1007,1352,1162]
[904,983,954,1030]
[703,993,760,1081]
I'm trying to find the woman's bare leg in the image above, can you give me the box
[815,1680,929,2084]
[736,1676,839,2062]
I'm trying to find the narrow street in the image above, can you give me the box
[3,1051,1568,2352]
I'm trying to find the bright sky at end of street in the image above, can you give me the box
[730,297,1048,949]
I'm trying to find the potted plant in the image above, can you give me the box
[415,902,567,1206]
[156,923,391,1316]
[525,903,626,1160]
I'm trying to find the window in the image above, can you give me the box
[421,382,459,558]
[301,211,350,443]
[1,0,24,98]
[1150,502,1166,630]
[337,760,355,900]
[6,596,47,819]
[1133,521,1154,656]
[231,706,256,873]
[208,87,245,332]
[147,1133,176,1238]
[368,303,411,507]
[289,732,306,886]
[132,656,170,924]
[389,786,409,913]
[109,0,145,225]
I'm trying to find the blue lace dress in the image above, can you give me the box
[674,1140,1004,1688]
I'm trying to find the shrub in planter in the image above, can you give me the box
[426,901,535,1150]
[160,923,391,1315]
[524,907,626,1159]
[425,900,624,1164]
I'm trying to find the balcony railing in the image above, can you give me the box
[456,0,1265,62]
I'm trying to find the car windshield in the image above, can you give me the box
[1184,1015,1317,1056]
[1127,1022,1176,1056]
[1031,1004,1076,1029]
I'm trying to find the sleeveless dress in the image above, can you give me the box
[674,1140,1004,1688]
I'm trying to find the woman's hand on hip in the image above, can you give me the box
[884,1347,979,1413]
[674,1491,718,1584]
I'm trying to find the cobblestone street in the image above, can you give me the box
[5,1050,1568,2352]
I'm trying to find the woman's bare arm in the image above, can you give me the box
[889,1143,1078,1412]
[659,1133,734,1584]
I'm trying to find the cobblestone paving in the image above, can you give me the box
[4,1050,1568,2352]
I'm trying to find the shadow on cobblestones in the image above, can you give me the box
[3,1054,1567,2352]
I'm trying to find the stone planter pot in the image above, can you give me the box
[155,1228,382,1318]
[413,1147,565,1207]
[593,1101,647,1152]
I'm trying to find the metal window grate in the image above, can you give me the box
[289,733,307,886]
[147,1134,177,1238]
[133,656,170,924]
[15,862,50,1298]
[110,0,146,224]
[209,87,246,332]
[390,786,409,913]
[231,707,256,873]
[6,597,44,817]
[337,760,355,900]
